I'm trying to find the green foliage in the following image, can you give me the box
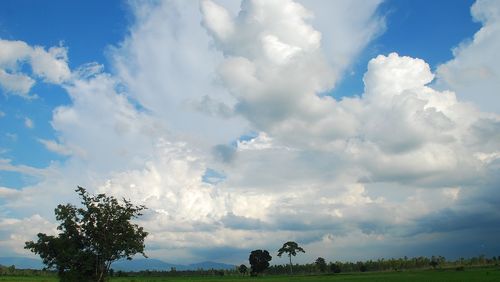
[249,250,272,276]
[277,241,305,274]
[2,262,499,281]
[315,257,327,272]
[238,264,247,275]
[329,262,341,273]
[25,186,148,282]
[264,255,499,276]
[1,267,500,281]
[430,255,445,269]
[0,265,55,278]
[277,241,305,258]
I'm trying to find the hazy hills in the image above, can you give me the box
[0,257,235,271]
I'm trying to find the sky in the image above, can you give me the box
[0,0,499,266]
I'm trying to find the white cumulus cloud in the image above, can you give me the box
[0,39,71,98]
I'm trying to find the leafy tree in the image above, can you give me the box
[249,250,272,276]
[315,257,327,272]
[238,264,248,275]
[25,186,148,282]
[277,241,305,274]
[330,262,341,273]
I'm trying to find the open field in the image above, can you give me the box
[1,267,500,282]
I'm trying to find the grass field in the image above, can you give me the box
[2,267,499,282]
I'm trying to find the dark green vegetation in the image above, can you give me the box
[263,255,499,275]
[0,264,55,281]
[2,256,499,281]
[314,257,327,273]
[249,250,272,276]
[24,187,148,282]
[238,264,248,275]
[1,267,500,282]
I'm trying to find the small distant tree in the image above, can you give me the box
[277,241,305,274]
[430,256,439,269]
[238,264,248,275]
[315,257,327,272]
[249,250,272,276]
[330,262,341,273]
[25,186,148,282]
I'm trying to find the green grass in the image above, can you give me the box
[0,277,56,282]
[2,267,499,282]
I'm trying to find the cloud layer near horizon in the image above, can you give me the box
[1,0,499,264]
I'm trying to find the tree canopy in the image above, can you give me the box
[315,257,327,272]
[25,186,148,282]
[277,241,305,274]
[249,249,272,276]
[238,264,248,275]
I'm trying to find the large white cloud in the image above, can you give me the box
[202,0,498,186]
[1,0,499,265]
[436,0,500,113]
[0,215,57,256]
[198,0,500,262]
[111,1,246,146]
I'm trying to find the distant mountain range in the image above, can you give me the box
[112,258,236,271]
[0,257,235,271]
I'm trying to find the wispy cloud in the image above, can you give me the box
[5,133,17,142]
[0,158,50,178]
[24,117,34,129]
[37,139,73,156]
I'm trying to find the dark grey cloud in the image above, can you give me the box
[190,246,249,262]
[411,209,500,236]
[272,213,347,234]
[221,212,267,230]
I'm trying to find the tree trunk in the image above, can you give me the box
[97,264,104,282]
[97,261,108,282]
[289,254,293,275]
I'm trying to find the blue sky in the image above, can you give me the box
[1,0,499,265]
[333,0,481,97]
[0,0,127,169]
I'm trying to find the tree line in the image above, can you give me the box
[264,255,500,275]
[0,265,54,277]
[240,241,499,276]
[2,254,499,278]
